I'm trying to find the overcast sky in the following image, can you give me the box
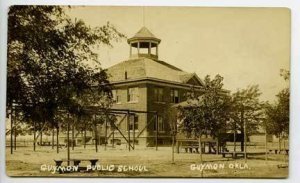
[67,6,290,102]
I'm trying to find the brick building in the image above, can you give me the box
[104,27,205,147]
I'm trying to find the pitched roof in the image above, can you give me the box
[134,27,156,38]
[107,58,204,86]
[128,27,161,43]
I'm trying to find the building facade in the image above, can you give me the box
[103,27,204,147]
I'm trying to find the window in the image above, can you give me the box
[127,87,138,102]
[171,89,179,103]
[154,116,164,132]
[112,90,120,103]
[129,115,138,131]
[154,87,164,102]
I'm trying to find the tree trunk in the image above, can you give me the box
[33,121,36,151]
[278,133,281,153]
[14,129,17,150]
[56,127,59,153]
[72,121,75,150]
[95,123,98,153]
[10,109,13,154]
[52,128,54,149]
[67,118,70,166]
[234,123,236,153]
[216,139,219,155]
[14,108,17,150]
[199,133,203,163]
[172,134,175,163]
[243,116,247,162]
[84,124,86,149]
[40,129,43,146]
[265,127,268,161]
[112,129,115,148]
[241,130,244,152]
[241,109,245,153]
[105,116,108,151]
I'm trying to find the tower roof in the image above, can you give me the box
[127,27,161,43]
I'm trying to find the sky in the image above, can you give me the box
[66,6,290,102]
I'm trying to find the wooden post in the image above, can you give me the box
[67,115,70,166]
[148,42,151,55]
[155,114,158,151]
[130,43,132,57]
[105,115,108,151]
[127,111,130,152]
[133,115,135,150]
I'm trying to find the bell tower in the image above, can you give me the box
[127,27,161,60]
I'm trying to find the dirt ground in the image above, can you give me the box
[5,145,288,178]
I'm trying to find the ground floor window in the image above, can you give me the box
[154,115,164,131]
[129,115,139,131]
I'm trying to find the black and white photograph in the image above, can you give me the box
[4,5,291,179]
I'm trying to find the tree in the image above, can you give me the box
[7,5,125,153]
[164,104,178,163]
[231,85,263,151]
[265,69,289,150]
[177,74,231,160]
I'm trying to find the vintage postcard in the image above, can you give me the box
[5,6,290,178]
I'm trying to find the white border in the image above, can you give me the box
[0,0,299,183]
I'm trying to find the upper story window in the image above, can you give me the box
[127,87,139,102]
[171,89,179,103]
[154,87,164,102]
[112,89,121,103]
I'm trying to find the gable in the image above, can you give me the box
[180,73,204,86]
[186,76,203,86]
